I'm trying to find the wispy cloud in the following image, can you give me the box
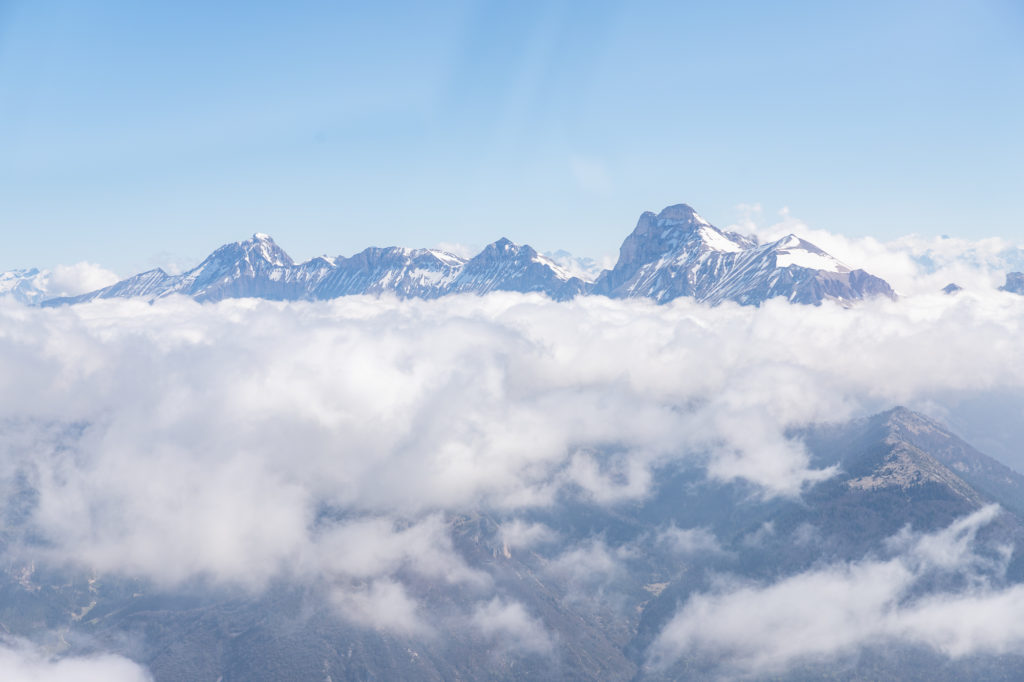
[0,637,152,682]
[647,506,1017,677]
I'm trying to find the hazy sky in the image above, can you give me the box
[0,0,1021,274]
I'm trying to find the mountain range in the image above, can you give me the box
[16,204,899,307]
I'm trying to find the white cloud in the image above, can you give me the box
[0,637,151,682]
[656,525,723,556]
[545,537,636,608]
[470,598,554,654]
[563,450,653,503]
[0,289,1023,642]
[496,519,557,552]
[647,506,1019,676]
[330,579,430,637]
[42,262,120,297]
[310,515,488,588]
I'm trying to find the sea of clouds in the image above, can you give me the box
[2,225,1024,678]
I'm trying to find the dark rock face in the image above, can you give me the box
[942,283,963,294]
[39,203,895,308]
[1000,272,1024,295]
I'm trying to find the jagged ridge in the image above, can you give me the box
[35,203,895,307]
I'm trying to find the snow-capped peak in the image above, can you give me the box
[772,234,850,273]
[224,234,293,267]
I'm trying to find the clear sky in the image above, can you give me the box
[0,0,1021,274]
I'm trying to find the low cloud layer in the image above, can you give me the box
[2,293,1024,574]
[0,284,1023,667]
[647,506,1024,677]
[0,638,152,682]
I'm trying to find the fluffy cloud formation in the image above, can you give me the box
[496,519,557,552]
[0,286,1023,654]
[0,637,151,682]
[330,579,431,637]
[1,293,1023,575]
[470,598,554,654]
[656,525,723,556]
[728,205,1024,295]
[646,506,1021,676]
[0,263,120,305]
[43,262,121,297]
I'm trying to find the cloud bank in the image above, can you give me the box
[2,292,1023,573]
[0,284,1023,671]
[647,506,1024,677]
[0,638,152,682]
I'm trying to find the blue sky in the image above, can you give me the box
[0,0,1021,274]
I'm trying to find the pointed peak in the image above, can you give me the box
[773,234,824,252]
[207,234,294,267]
[883,405,917,420]
[878,406,943,432]
[770,234,850,273]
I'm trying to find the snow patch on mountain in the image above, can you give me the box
[774,235,850,273]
